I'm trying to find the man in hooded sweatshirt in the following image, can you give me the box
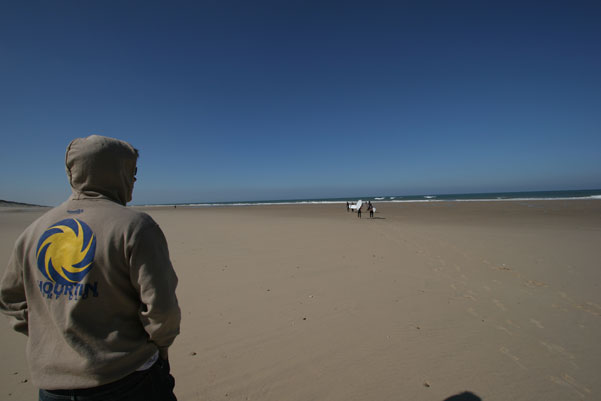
[0,135,181,401]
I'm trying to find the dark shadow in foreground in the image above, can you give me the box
[443,391,482,401]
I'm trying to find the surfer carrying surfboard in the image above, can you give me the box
[368,203,375,218]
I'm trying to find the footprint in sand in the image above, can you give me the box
[549,374,591,398]
[525,280,547,288]
[540,341,575,361]
[496,325,513,336]
[493,299,507,312]
[499,347,526,369]
[463,293,477,302]
[467,307,483,320]
[558,291,575,303]
[529,318,544,329]
[576,301,601,317]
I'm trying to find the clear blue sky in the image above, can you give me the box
[1,1,600,205]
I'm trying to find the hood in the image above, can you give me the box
[66,135,139,205]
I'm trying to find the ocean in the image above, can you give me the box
[153,189,601,207]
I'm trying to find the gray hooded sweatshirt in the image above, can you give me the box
[0,135,181,390]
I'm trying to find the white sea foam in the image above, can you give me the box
[389,199,444,203]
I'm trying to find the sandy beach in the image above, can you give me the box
[1,200,600,401]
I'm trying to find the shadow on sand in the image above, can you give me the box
[443,391,482,401]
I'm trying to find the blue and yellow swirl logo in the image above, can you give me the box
[36,219,96,285]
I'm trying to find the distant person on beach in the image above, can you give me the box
[368,203,375,218]
[0,135,181,401]
[346,201,349,212]
[357,203,362,218]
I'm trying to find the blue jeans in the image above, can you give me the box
[38,358,176,401]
